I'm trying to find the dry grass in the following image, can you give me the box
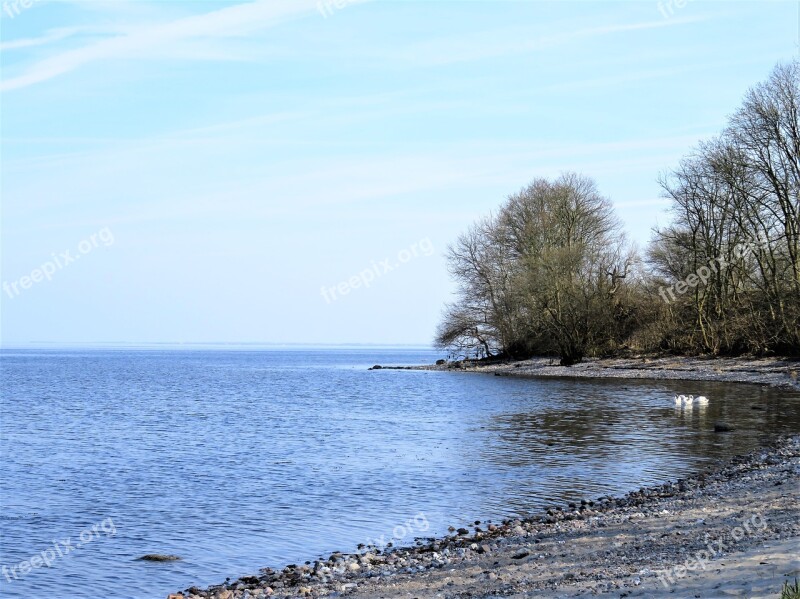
[783,579,800,599]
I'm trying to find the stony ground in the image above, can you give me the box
[171,435,800,599]
[418,356,800,391]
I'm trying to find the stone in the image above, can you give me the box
[138,554,182,561]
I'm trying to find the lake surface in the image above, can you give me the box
[1,348,799,599]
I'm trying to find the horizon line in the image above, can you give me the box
[0,341,438,350]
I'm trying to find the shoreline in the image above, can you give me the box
[171,359,800,599]
[407,355,800,391]
[171,442,800,599]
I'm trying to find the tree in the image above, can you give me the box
[436,173,635,364]
[648,60,800,355]
[437,60,800,361]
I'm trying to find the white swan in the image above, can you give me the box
[674,394,684,405]
[696,395,709,405]
[683,395,694,405]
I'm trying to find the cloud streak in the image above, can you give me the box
[0,27,85,51]
[391,15,708,67]
[0,0,318,92]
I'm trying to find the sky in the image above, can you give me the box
[0,0,797,347]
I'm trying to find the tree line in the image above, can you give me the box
[436,60,800,364]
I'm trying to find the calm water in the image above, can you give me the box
[1,348,799,599]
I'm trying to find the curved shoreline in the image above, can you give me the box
[413,355,800,391]
[170,359,800,599]
[173,436,800,599]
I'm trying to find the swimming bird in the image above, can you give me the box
[683,395,694,405]
[696,395,709,405]
[674,394,685,405]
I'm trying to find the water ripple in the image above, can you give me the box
[1,349,798,599]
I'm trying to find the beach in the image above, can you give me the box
[172,434,800,599]
[171,357,800,599]
[419,355,800,391]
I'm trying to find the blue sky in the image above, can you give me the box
[0,0,797,347]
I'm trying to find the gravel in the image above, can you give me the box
[170,434,800,599]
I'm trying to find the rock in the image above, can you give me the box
[137,554,182,562]
[457,528,469,535]
[714,422,734,432]
[435,359,446,365]
[511,549,530,559]
[370,365,382,370]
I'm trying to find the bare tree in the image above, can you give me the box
[648,60,800,355]
[439,61,800,361]
[436,173,635,364]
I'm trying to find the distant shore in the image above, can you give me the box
[172,434,800,599]
[394,355,800,391]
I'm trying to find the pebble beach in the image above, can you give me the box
[170,357,800,599]
[421,355,800,391]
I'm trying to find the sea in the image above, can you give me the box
[1,347,798,599]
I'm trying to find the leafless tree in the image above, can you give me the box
[436,173,635,364]
[649,60,800,355]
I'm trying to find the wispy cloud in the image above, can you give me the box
[0,0,318,92]
[391,15,708,67]
[0,27,84,51]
